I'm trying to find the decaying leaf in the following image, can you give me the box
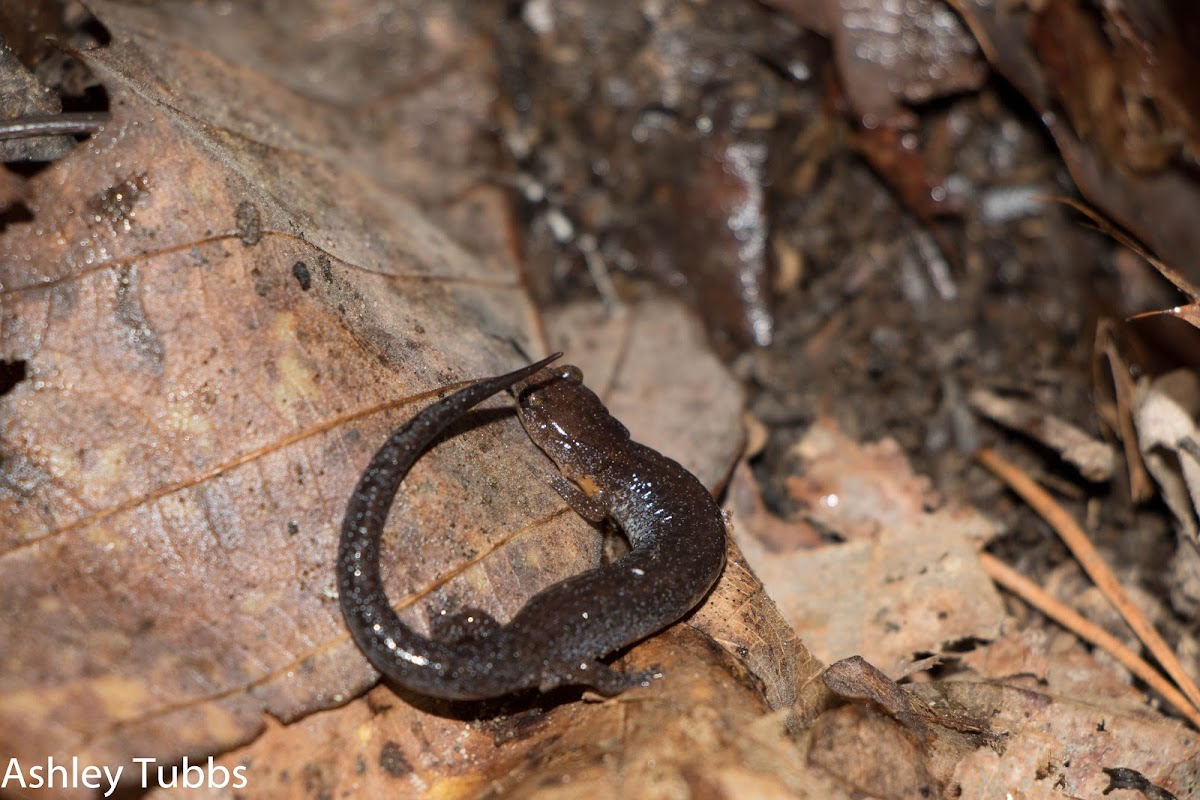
[962,628,1162,716]
[725,416,1196,797]
[823,654,1001,747]
[1139,304,1200,331]
[765,0,986,127]
[735,418,1004,677]
[1131,370,1200,616]
[813,657,1005,799]
[0,0,594,781]
[1132,371,1200,539]
[968,387,1115,482]
[148,628,853,800]
[947,682,1199,799]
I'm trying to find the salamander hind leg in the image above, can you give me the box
[428,607,502,644]
[538,660,662,695]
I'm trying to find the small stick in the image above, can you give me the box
[977,447,1200,716]
[980,552,1200,729]
[0,112,108,141]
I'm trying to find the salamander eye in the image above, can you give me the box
[560,365,583,383]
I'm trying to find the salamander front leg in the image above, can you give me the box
[547,473,609,522]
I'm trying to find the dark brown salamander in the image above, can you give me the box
[337,356,727,700]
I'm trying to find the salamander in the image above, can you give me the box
[337,355,727,700]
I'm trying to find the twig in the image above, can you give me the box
[976,447,1200,716]
[0,112,108,140]
[980,552,1200,729]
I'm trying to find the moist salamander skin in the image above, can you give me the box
[337,356,727,700]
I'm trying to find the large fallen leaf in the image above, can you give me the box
[0,0,596,781]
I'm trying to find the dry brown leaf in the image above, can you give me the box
[793,577,1199,797]
[148,628,847,800]
[968,387,1115,482]
[731,418,1005,677]
[1132,370,1200,616]
[82,0,513,268]
[1094,317,1156,502]
[787,418,996,546]
[690,538,828,718]
[812,658,1004,799]
[962,628,1154,712]
[1132,371,1200,535]
[1134,304,1200,332]
[946,682,1198,798]
[806,704,949,799]
[0,1,589,782]
[760,528,1003,677]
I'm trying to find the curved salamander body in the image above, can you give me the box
[337,357,727,700]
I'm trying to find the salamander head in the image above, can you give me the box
[514,364,630,472]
